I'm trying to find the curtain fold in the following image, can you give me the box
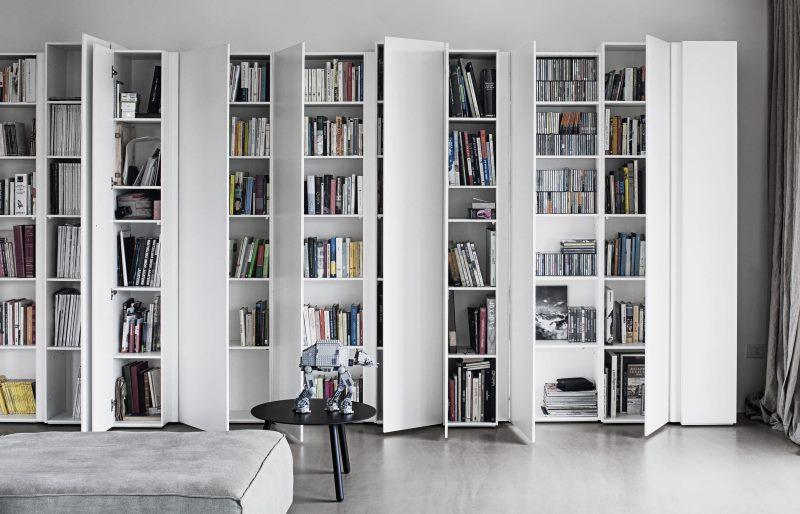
[749,0,800,444]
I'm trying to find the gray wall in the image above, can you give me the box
[0,0,768,409]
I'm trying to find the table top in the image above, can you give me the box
[250,399,377,426]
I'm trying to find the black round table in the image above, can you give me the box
[251,399,376,502]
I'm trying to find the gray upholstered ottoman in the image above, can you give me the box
[0,430,293,513]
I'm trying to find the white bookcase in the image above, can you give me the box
[272,43,377,440]
[91,43,178,430]
[0,50,43,424]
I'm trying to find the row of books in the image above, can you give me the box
[229,172,269,216]
[304,116,363,156]
[536,58,598,102]
[116,193,158,220]
[448,60,495,118]
[237,300,268,347]
[0,121,31,156]
[117,233,161,287]
[604,289,645,344]
[606,113,645,156]
[567,306,596,342]
[119,297,160,353]
[229,61,269,103]
[542,378,597,417]
[537,168,596,192]
[125,147,161,187]
[53,289,80,348]
[537,112,597,155]
[447,294,497,355]
[303,237,363,279]
[114,66,161,119]
[0,299,34,346]
[230,117,270,157]
[305,174,363,215]
[56,225,80,278]
[605,351,645,417]
[536,168,596,214]
[304,60,364,103]
[605,232,646,277]
[1,59,36,103]
[0,376,35,415]
[606,161,645,214]
[49,104,80,156]
[448,359,496,422]
[537,192,596,214]
[301,304,363,348]
[313,376,363,403]
[447,129,496,186]
[0,225,35,278]
[536,253,596,276]
[229,237,270,279]
[49,162,80,215]
[447,231,496,287]
[117,362,161,418]
[0,173,35,215]
[605,66,645,102]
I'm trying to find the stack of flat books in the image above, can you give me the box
[541,378,597,417]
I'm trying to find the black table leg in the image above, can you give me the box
[337,424,350,474]
[262,421,272,431]
[328,425,344,502]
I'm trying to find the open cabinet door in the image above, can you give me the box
[272,42,305,442]
[178,44,231,431]
[382,37,446,433]
[678,42,737,425]
[644,35,671,436]
[90,41,126,431]
[509,42,536,443]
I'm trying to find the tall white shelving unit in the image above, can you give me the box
[272,44,377,440]
[91,44,179,430]
[0,50,44,424]
[373,42,384,424]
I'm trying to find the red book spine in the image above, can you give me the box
[23,225,34,278]
[449,378,456,421]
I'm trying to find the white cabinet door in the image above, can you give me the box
[272,42,305,441]
[382,37,446,433]
[644,35,671,436]
[678,42,737,425]
[178,44,231,431]
[509,42,536,443]
[90,41,124,431]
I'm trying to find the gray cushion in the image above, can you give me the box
[0,430,293,513]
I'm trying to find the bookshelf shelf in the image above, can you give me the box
[447,421,498,428]
[536,415,599,423]
[536,155,598,159]
[46,411,80,425]
[114,352,161,359]
[112,219,161,225]
[605,214,646,219]
[46,214,80,219]
[229,345,271,351]
[0,156,36,160]
[46,100,81,105]
[112,417,164,428]
[605,101,646,107]
[0,215,36,219]
[0,277,36,282]
[535,213,598,218]
[604,276,645,281]
[113,117,161,123]
[448,354,497,359]
[111,185,161,190]
[229,155,269,160]
[304,101,364,106]
[604,344,645,350]
[448,286,496,291]
[602,414,644,424]
[535,275,597,282]
[47,277,81,282]
[46,346,80,351]
[535,101,598,107]
[449,185,496,189]
[303,277,363,282]
[0,345,36,350]
[111,286,161,292]
[230,101,270,106]
[47,155,81,159]
[605,155,646,159]
[229,277,270,282]
[0,102,36,107]
[535,341,599,349]
[303,214,363,219]
[448,219,496,224]
[229,214,270,219]
[303,155,363,160]
[0,414,37,423]
[448,117,496,122]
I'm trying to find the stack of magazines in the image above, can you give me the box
[541,377,597,417]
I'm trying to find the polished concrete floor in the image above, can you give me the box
[3,417,798,513]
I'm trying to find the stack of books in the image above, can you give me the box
[536,111,597,155]
[604,66,645,101]
[229,172,269,215]
[0,122,31,156]
[0,376,36,415]
[536,168,596,214]
[117,93,138,119]
[118,363,161,417]
[305,174,363,215]
[605,351,645,417]
[604,287,645,344]
[448,295,496,355]
[303,237,363,278]
[448,240,487,287]
[605,112,646,155]
[237,300,268,347]
[605,232,646,276]
[536,57,598,102]
[301,304,362,347]
[229,61,269,102]
[567,306,596,342]
[119,296,160,353]
[49,162,81,215]
[0,225,35,278]
[0,299,34,346]
[303,116,363,156]
[448,129,496,186]
[1,59,36,102]
[0,174,35,215]
[536,239,596,277]
[229,237,270,279]
[53,289,80,347]
[605,161,645,214]
[304,60,363,102]
[448,358,496,422]
[314,375,363,402]
[448,60,495,118]
[542,379,598,417]
[56,225,80,278]
[49,104,81,154]
[230,116,270,156]
[117,233,161,287]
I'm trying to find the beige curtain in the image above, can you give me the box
[749,0,800,444]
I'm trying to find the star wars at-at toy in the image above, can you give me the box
[294,339,377,415]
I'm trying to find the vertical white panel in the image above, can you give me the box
[178,44,230,431]
[362,51,378,409]
[382,37,445,432]
[34,52,46,423]
[679,42,737,425]
[644,35,671,436]
[272,43,305,441]
[668,42,683,423]
[90,43,117,432]
[509,42,536,443]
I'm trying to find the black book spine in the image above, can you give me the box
[147,66,162,115]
